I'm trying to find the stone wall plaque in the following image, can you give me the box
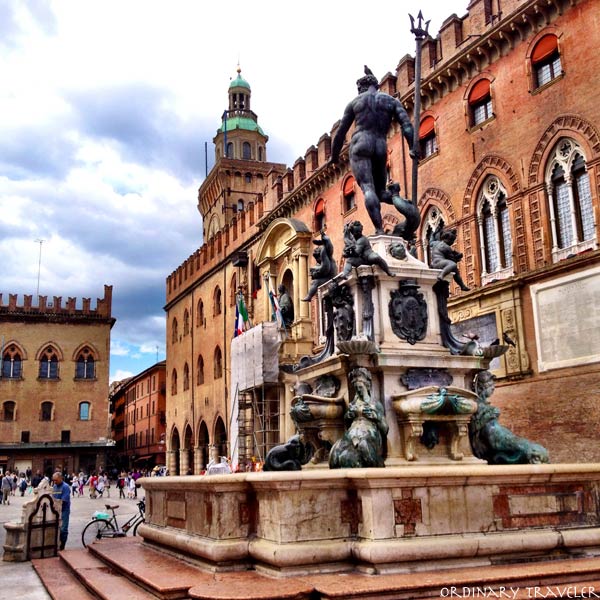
[531,266,600,371]
[451,312,500,370]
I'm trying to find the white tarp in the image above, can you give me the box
[229,321,281,469]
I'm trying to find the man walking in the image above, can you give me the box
[52,471,71,550]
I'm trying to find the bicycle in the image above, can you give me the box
[81,498,145,548]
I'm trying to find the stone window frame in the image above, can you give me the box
[544,138,597,263]
[476,176,514,285]
[1,342,25,379]
[1,400,16,421]
[40,400,54,422]
[78,401,91,421]
[74,345,97,380]
[38,345,61,380]
[526,29,565,96]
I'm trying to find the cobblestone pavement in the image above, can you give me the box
[0,487,145,599]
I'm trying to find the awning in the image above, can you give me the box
[469,79,490,104]
[133,455,154,462]
[343,176,355,196]
[419,116,435,139]
[532,35,558,64]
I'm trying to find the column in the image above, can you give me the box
[166,450,177,476]
[546,184,559,252]
[179,448,189,476]
[298,253,309,319]
[194,446,204,474]
[566,175,579,245]
[477,216,487,276]
[492,204,502,270]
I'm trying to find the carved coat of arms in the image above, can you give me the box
[389,280,428,344]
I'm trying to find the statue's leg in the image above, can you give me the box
[351,155,383,234]
[302,281,319,302]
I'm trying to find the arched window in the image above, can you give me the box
[342,177,356,213]
[2,345,22,379]
[258,147,263,161]
[314,198,325,231]
[183,309,190,336]
[468,79,493,127]
[230,273,237,307]
[546,139,596,262]
[79,401,91,421]
[197,355,204,385]
[419,115,437,158]
[213,286,222,316]
[171,369,178,395]
[214,346,223,379]
[2,401,16,421]
[532,34,561,89]
[226,142,234,158]
[41,401,53,421]
[183,363,190,391]
[243,143,252,160]
[477,176,513,284]
[75,347,95,379]
[237,199,245,212]
[39,347,59,379]
[421,207,445,266]
[171,317,179,344]
[196,299,204,327]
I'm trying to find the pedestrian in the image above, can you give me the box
[31,470,43,488]
[117,473,126,499]
[96,473,105,498]
[1,471,12,504]
[127,473,136,499]
[88,472,98,498]
[78,472,85,496]
[18,474,27,497]
[52,472,71,550]
[71,474,79,497]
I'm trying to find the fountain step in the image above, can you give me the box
[33,537,600,600]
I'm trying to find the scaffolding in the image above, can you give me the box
[230,322,282,470]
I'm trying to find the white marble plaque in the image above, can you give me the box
[531,266,600,371]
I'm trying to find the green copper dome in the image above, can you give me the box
[229,71,251,91]
[218,116,265,136]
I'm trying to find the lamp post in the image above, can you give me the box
[409,10,430,205]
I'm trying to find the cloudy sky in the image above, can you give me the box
[0,0,467,382]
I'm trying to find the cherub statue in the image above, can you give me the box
[429,226,470,291]
[341,220,394,278]
[302,230,337,302]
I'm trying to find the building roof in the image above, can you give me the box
[218,115,265,136]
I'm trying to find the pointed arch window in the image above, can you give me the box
[196,298,204,328]
[421,208,445,266]
[532,34,562,89]
[171,317,179,344]
[477,176,513,284]
[39,347,59,379]
[214,346,223,379]
[197,355,204,385]
[183,363,190,391]
[75,347,95,379]
[183,309,190,336]
[546,139,596,262]
[171,369,178,396]
[2,345,22,379]
[213,286,222,316]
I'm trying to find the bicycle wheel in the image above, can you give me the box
[132,518,145,536]
[81,519,115,548]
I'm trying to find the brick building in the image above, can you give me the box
[109,361,167,472]
[0,285,115,476]
[166,0,600,472]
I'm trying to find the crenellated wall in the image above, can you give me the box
[0,284,113,320]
